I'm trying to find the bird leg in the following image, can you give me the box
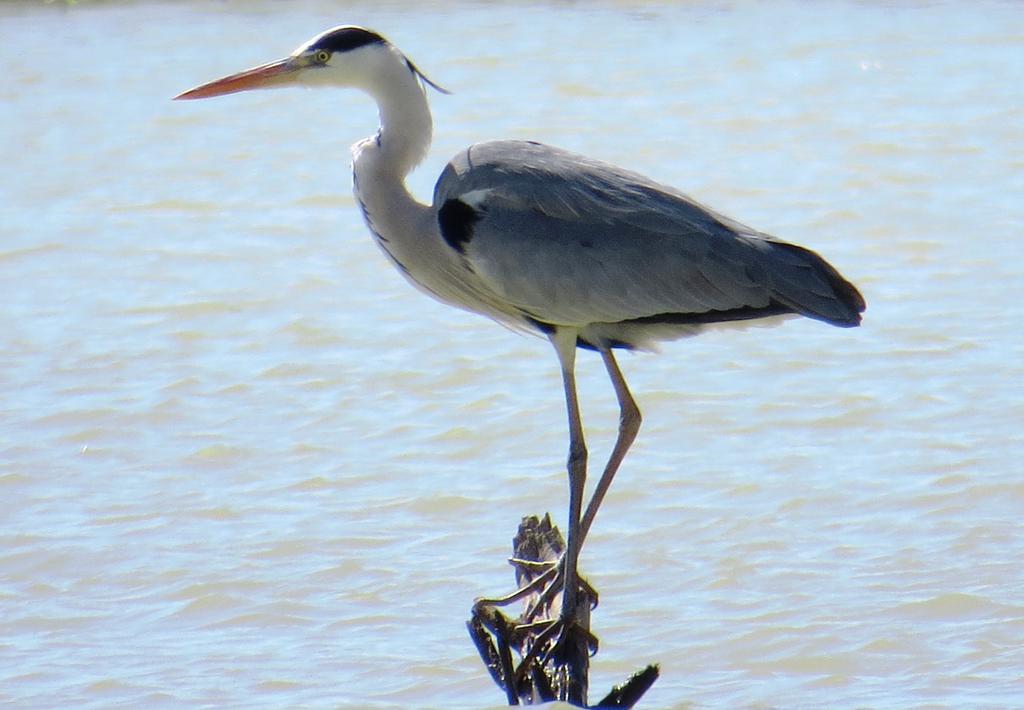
[480,341,636,656]
[502,343,638,625]
[533,344,639,668]
[552,330,588,628]
[579,348,642,545]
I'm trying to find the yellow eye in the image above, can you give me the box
[313,50,331,64]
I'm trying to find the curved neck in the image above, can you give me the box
[355,61,433,182]
[351,60,436,277]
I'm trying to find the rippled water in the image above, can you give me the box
[2,1,1022,707]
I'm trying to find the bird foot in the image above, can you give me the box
[506,615,599,685]
[524,556,599,625]
[472,561,558,612]
[543,616,600,660]
[474,554,599,627]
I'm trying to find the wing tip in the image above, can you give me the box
[772,241,866,328]
[828,274,867,327]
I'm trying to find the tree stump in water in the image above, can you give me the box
[468,514,659,707]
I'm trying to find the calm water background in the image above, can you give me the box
[2,1,1022,707]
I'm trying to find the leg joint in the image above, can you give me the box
[620,403,642,431]
[568,440,588,470]
[618,399,642,445]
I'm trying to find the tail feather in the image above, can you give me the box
[769,242,865,327]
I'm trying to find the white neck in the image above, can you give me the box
[349,56,437,283]
[353,57,433,184]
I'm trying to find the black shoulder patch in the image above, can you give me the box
[310,27,386,54]
[438,198,481,254]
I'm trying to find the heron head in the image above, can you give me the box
[174,25,447,100]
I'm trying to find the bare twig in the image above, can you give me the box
[468,515,658,708]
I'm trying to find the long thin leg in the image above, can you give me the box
[579,347,642,546]
[550,329,587,622]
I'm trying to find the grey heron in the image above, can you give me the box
[176,25,865,641]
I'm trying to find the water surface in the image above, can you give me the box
[1,1,1022,707]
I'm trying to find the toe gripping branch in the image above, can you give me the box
[467,514,659,708]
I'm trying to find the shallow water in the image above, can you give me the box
[2,1,1022,707]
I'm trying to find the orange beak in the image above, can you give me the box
[174,58,300,100]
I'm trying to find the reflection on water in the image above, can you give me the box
[2,1,1022,707]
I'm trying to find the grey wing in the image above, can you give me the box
[433,140,864,331]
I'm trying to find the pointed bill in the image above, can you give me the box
[174,58,300,100]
